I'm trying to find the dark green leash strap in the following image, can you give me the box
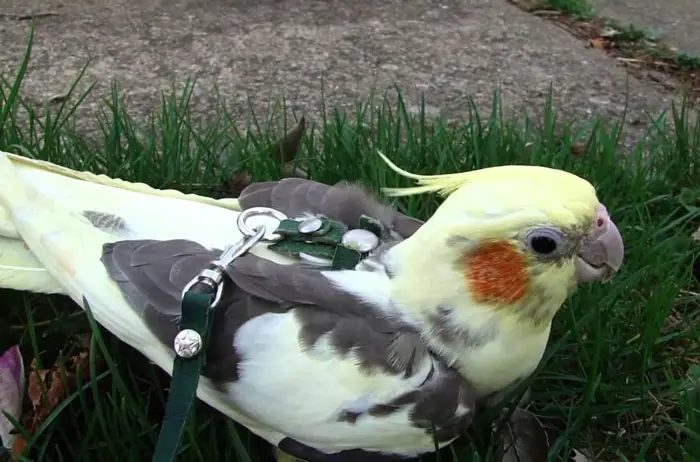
[150,225,267,462]
[153,286,215,462]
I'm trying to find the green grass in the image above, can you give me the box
[2,28,700,462]
[536,0,595,19]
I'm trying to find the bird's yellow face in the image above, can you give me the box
[380,157,624,326]
[440,166,623,324]
[453,201,622,324]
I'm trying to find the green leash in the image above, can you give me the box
[151,226,261,462]
[152,289,214,462]
[152,212,383,461]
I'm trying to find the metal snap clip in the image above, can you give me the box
[237,207,288,242]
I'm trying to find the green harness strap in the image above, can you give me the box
[153,214,383,461]
[153,290,214,462]
[267,215,384,269]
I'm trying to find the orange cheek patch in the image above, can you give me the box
[461,241,530,306]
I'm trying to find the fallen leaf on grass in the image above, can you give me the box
[11,346,94,456]
[500,408,549,462]
[588,38,609,49]
[0,346,24,453]
[570,142,587,157]
[223,170,253,198]
[223,117,308,197]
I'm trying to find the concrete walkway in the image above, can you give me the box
[0,0,690,146]
[592,0,700,56]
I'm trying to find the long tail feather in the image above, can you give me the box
[0,151,241,238]
[0,238,66,294]
[0,151,259,294]
[0,151,284,445]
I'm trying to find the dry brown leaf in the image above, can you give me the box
[270,117,305,165]
[570,142,587,157]
[14,349,93,455]
[222,117,307,197]
[500,408,549,462]
[10,436,27,460]
[588,38,608,49]
[223,170,253,197]
[26,365,49,412]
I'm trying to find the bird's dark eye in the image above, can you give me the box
[526,228,563,256]
[530,235,557,254]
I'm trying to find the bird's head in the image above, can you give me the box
[380,153,624,329]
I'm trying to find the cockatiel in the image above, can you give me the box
[0,149,623,461]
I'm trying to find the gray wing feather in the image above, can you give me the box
[238,178,424,238]
[102,239,220,346]
[101,239,427,382]
[227,256,367,309]
[99,183,433,381]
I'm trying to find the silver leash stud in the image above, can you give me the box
[174,329,203,358]
[341,229,380,253]
[298,217,323,234]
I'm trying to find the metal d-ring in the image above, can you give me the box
[236,206,288,242]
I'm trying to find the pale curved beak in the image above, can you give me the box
[576,204,624,283]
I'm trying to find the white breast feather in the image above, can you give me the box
[228,312,447,455]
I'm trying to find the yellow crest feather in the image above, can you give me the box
[376,150,600,231]
[377,150,475,198]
